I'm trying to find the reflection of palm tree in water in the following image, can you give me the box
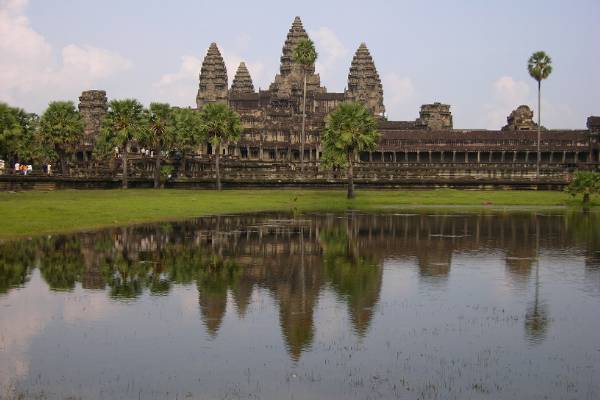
[321,214,383,337]
[525,217,550,344]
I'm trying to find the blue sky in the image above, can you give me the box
[1,0,599,128]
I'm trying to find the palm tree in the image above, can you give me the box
[198,103,242,190]
[292,38,318,171]
[39,101,84,175]
[142,103,175,188]
[99,99,147,189]
[527,51,553,179]
[321,102,380,199]
[172,107,205,176]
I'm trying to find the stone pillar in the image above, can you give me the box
[501,151,505,163]
[393,152,397,162]
[488,152,493,162]
[369,152,373,162]
[562,151,566,163]
[428,151,432,163]
[465,152,468,163]
[477,151,481,163]
[440,152,445,162]
[525,151,529,163]
[513,152,517,163]
[452,151,456,162]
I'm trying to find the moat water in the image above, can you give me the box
[1,211,599,399]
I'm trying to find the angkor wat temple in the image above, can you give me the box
[69,17,600,187]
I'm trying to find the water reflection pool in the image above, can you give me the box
[1,211,599,399]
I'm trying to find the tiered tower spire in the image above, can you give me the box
[230,62,255,94]
[345,43,385,117]
[196,42,228,109]
[269,16,323,98]
[279,16,314,76]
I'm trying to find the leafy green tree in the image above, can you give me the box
[0,103,44,166]
[39,101,84,175]
[140,103,176,188]
[292,38,318,171]
[528,51,553,179]
[566,171,600,205]
[321,102,380,199]
[198,103,243,190]
[172,107,205,176]
[0,103,23,164]
[98,99,147,189]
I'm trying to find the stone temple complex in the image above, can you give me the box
[188,16,598,167]
[62,16,599,188]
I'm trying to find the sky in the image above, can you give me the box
[0,0,599,129]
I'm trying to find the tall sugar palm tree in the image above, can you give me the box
[292,38,318,171]
[39,101,84,175]
[172,107,205,176]
[142,103,175,188]
[527,51,553,179]
[198,103,242,190]
[321,102,380,199]
[99,99,147,189]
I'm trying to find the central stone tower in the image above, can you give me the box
[269,16,324,98]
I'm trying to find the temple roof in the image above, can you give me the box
[230,62,255,94]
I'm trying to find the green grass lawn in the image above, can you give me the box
[0,188,593,239]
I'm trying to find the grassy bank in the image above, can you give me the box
[0,188,592,239]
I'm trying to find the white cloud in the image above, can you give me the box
[382,73,416,120]
[310,27,348,90]
[0,0,132,112]
[153,55,203,106]
[484,76,531,129]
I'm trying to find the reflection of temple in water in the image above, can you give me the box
[1,211,599,358]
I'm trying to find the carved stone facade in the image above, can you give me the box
[78,90,107,157]
[415,103,453,130]
[502,105,538,131]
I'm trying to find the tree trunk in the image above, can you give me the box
[122,143,129,189]
[154,145,161,189]
[537,80,541,181]
[300,73,307,171]
[347,151,355,199]
[583,192,590,205]
[59,151,68,176]
[215,142,221,191]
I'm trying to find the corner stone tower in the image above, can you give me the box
[196,43,228,110]
[345,43,385,117]
[230,62,255,94]
[78,90,108,149]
